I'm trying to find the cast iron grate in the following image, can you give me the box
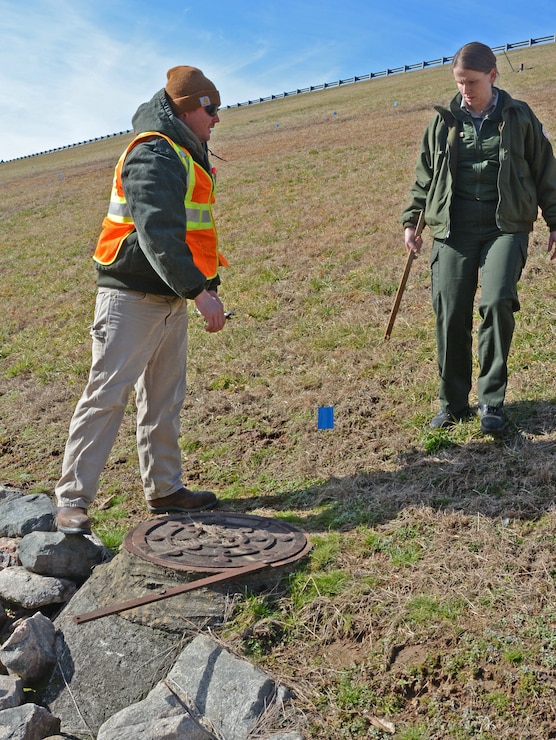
[123,511,309,573]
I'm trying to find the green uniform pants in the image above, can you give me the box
[430,197,528,414]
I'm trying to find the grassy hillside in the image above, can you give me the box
[2,42,556,737]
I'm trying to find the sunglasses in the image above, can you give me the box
[203,103,219,117]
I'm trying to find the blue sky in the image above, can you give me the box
[0,0,553,160]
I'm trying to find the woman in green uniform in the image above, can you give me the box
[402,41,556,434]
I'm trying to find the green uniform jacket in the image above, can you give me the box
[401,88,556,238]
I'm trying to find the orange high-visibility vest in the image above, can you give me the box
[93,132,227,279]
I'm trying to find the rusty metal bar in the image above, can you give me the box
[72,560,268,624]
[72,538,311,625]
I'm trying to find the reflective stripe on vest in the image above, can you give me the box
[93,131,228,279]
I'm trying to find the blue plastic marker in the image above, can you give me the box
[318,406,334,429]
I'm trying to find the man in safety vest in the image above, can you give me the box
[56,66,227,535]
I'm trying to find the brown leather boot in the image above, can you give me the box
[57,507,92,535]
[147,487,218,514]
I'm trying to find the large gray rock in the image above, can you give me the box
[0,703,61,739]
[18,531,107,581]
[166,633,290,739]
[0,493,56,537]
[96,634,298,740]
[0,566,76,609]
[0,612,57,682]
[76,546,230,633]
[0,675,24,710]
[43,576,185,737]
[97,682,216,740]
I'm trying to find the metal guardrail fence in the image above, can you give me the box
[226,34,556,108]
[3,34,555,162]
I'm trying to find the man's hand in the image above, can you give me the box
[194,290,226,332]
[404,226,423,256]
[548,231,556,261]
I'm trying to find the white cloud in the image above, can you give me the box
[0,0,175,158]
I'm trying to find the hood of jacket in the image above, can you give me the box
[131,88,211,171]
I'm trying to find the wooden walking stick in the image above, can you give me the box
[384,211,425,340]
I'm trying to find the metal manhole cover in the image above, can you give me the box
[123,512,310,573]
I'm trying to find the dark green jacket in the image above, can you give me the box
[401,88,556,238]
[95,89,219,298]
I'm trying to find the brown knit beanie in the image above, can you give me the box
[165,66,220,114]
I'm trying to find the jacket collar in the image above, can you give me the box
[131,89,210,169]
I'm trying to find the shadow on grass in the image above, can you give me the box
[503,397,556,435]
[222,398,556,534]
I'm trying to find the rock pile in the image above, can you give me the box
[0,486,304,740]
[0,485,110,739]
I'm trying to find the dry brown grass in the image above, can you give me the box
[2,43,556,737]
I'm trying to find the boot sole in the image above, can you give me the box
[57,524,92,535]
[480,423,507,435]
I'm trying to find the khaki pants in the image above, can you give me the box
[56,288,189,509]
[431,198,528,414]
